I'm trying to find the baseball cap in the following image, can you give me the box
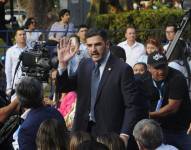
[147,51,167,68]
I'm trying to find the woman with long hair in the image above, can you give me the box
[36,118,69,150]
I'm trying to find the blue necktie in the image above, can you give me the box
[90,63,101,122]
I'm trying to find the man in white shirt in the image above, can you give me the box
[5,28,30,95]
[118,26,145,67]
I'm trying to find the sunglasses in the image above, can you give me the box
[31,21,36,24]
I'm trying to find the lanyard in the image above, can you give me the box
[152,80,165,111]
[152,80,164,99]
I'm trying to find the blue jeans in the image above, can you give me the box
[163,129,191,150]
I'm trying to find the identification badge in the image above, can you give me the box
[155,99,163,111]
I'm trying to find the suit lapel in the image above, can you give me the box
[96,54,114,101]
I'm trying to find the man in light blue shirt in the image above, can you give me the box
[68,25,89,76]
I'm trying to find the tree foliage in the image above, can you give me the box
[88,8,185,44]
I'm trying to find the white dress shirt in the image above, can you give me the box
[5,44,30,91]
[25,29,41,48]
[138,54,148,64]
[118,41,145,67]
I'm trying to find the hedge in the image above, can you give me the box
[87,8,186,44]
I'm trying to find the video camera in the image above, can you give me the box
[20,41,51,82]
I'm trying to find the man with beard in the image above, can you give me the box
[56,28,149,149]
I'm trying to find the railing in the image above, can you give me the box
[0,28,166,61]
[0,29,77,46]
[0,29,77,58]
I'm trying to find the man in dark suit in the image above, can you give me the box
[17,77,67,150]
[56,28,148,148]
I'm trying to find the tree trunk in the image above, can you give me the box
[18,0,57,29]
[27,0,49,29]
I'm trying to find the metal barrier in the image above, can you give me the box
[0,29,80,65]
[0,28,164,61]
[0,29,76,58]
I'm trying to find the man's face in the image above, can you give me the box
[15,30,26,44]
[165,26,176,41]
[77,27,88,42]
[61,12,70,23]
[148,65,168,81]
[86,35,109,63]
[125,28,136,43]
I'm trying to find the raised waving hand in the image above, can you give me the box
[57,37,79,69]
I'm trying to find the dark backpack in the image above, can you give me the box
[0,94,21,145]
[0,114,21,144]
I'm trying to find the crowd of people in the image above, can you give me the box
[0,5,191,150]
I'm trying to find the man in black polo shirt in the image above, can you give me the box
[145,51,191,150]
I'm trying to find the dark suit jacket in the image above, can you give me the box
[18,106,66,150]
[57,54,149,136]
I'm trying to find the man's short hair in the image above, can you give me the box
[16,77,43,108]
[126,25,136,31]
[110,45,126,62]
[133,119,163,150]
[77,24,89,32]
[14,27,25,37]
[85,28,108,41]
[165,23,177,32]
[59,9,70,20]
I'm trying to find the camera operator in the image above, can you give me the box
[5,28,31,97]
